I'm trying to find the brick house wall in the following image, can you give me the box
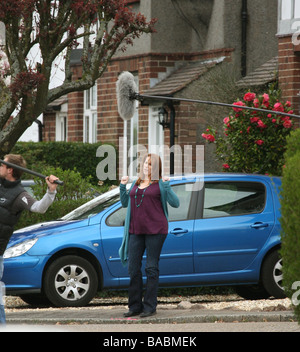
[43,111,56,141]
[277,0,300,127]
[278,35,300,114]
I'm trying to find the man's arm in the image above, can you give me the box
[12,175,59,215]
[30,189,56,214]
[29,175,59,213]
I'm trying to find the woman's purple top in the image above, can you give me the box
[129,182,168,235]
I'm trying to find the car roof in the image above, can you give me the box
[168,173,281,181]
[21,179,35,186]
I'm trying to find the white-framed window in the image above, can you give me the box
[56,114,67,141]
[55,100,68,141]
[278,0,300,34]
[84,84,97,143]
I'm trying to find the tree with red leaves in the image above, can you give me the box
[0,0,156,153]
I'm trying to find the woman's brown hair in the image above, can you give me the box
[136,153,162,185]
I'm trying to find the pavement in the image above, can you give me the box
[4,304,297,326]
[1,305,300,334]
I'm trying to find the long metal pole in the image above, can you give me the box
[0,159,64,185]
[133,92,300,119]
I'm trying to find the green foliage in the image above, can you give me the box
[11,141,117,185]
[15,167,104,230]
[202,86,294,175]
[283,127,300,160]
[280,133,300,323]
[31,166,101,200]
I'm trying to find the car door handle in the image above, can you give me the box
[170,228,189,235]
[251,222,269,229]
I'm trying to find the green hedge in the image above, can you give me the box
[15,166,107,230]
[280,128,300,323]
[283,128,300,160]
[11,141,117,185]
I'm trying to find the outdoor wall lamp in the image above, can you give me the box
[158,106,170,129]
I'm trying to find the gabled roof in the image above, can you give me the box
[143,57,226,96]
[236,57,278,87]
[46,95,68,111]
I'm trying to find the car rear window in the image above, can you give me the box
[203,181,266,218]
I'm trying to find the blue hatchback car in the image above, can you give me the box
[3,174,285,307]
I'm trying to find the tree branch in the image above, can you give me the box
[0,0,156,154]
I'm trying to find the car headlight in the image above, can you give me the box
[3,238,38,259]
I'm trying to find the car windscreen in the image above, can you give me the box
[61,189,120,221]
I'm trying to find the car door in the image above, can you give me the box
[193,179,275,274]
[100,181,197,280]
[159,182,196,278]
[100,203,128,278]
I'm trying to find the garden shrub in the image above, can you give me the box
[283,126,300,160]
[202,86,294,175]
[11,141,117,185]
[16,167,103,230]
[280,129,300,323]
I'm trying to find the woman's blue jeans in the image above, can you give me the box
[127,233,167,313]
[0,256,5,325]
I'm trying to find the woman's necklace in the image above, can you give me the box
[135,181,151,208]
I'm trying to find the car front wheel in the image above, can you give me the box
[261,250,286,299]
[43,255,98,307]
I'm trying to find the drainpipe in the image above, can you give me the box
[168,101,175,176]
[241,0,248,77]
[34,119,44,142]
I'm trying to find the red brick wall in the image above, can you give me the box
[43,112,56,141]
[278,34,300,127]
[67,65,84,141]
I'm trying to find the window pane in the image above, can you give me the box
[168,184,193,221]
[203,182,265,218]
[91,85,97,107]
[85,90,90,110]
[295,0,300,18]
[84,115,89,143]
[106,206,127,227]
[92,112,97,143]
[282,0,292,19]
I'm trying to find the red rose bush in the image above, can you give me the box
[202,89,294,175]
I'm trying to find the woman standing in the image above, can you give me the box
[119,153,180,317]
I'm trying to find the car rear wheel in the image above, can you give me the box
[43,255,98,307]
[261,250,286,299]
